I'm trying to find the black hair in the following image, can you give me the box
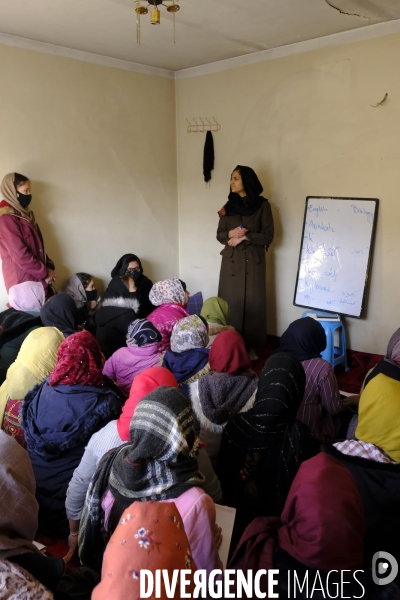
[111,254,143,278]
[14,173,29,189]
[76,272,93,289]
[179,279,187,292]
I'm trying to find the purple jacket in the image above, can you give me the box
[147,303,189,352]
[0,201,54,293]
[103,342,162,396]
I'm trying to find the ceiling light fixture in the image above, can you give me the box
[134,0,180,44]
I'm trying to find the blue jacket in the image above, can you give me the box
[22,378,123,538]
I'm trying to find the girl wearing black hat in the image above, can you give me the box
[217,166,274,352]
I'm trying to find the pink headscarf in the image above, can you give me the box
[8,282,45,312]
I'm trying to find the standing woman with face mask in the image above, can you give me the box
[0,173,56,297]
[217,166,274,354]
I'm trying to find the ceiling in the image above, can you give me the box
[1,0,400,71]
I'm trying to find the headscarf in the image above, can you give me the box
[61,274,87,309]
[103,276,135,301]
[40,293,79,337]
[79,387,204,568]
[223,353,319,509]
[0,327,64,425]
[218,165,266,217]
[200,296,229,326]
[226,352,306,450]
[277,317,327,362]
[149,278,185,307]
[126,318,162,347]
[49,330,105,387]
[229,451,366,575]
[111,254,143,278]
[384,328,400,367]
[209,330,251,375]
[0,173,35,225]
[92,501,196,600]
[116,367,178,441]
[0,431,41,560]
[0,560,53,600]
[8,281,45,313]
[170,315,208,353]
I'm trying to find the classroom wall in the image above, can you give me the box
[176,31,400,355]
[0,44,178,304]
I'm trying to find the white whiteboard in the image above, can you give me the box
[294,197,379,318]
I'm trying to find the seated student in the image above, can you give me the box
[162,315,210,387]
[92,501,198,600]
[0,431,65,592]
[189,330,257,464]
[347,327,400,439]
[62,272,98,333]
[0,327,64,447]
[95,275,140,359]
[0,282,44,383]
[21,331,124,539]
[65,367,223,562]
[229,451,399,599]
[147,278,189,351]
[200,296,234,347]
[40,293,80,337]
[217,352,320,545]
[103,318,162,396]
[111,254,154,318]
[278,316,342,442]
[78,387,222,576]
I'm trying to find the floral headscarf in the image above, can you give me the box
[149,278,185,307]
[49,330,105,387]
[92,501,196,600]
[170,315,208,353]
[126,318,162,347]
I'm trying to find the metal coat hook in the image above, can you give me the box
[186,117,221,133]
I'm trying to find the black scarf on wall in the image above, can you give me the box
[203,131,214,183]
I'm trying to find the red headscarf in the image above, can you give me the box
[209,330,251,375]
[230,452,366,576]
[116,366,178,441]
[49,330,105,387]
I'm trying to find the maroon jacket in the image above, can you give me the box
[0,200,54,294]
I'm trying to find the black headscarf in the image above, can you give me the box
[111,254,143,278]
[277,317,327,362]
[222,165,266,217]
[102,276,138,301]
[222,352,319,511]
[40,294,79,337]
[0,308,41,349]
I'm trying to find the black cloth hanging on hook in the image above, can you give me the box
[203,131,214,183]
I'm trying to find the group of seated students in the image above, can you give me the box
[0,252,400,599]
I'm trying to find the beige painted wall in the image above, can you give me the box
[0,44,178,304]
[176,31,400,354]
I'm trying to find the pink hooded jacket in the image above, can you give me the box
[147,304,189,352]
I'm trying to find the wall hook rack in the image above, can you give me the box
[186,117,221,133]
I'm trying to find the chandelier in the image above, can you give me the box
[134,0,180,44]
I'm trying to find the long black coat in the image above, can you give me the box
[217,200,274,347]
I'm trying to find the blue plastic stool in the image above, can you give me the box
[301,310,349,371]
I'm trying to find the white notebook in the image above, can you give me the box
[215,504,237,570]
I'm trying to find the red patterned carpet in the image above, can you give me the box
[253,335,383,394]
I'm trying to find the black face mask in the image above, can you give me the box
[126,270,142,282]
[17,192,32,208]
[86,289,98,302]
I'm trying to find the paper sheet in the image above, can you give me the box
[215,504,236,570]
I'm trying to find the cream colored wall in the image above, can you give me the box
[0,44,178,304]
[176,31,400,354]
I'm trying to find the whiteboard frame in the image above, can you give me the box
[293,196,379,319]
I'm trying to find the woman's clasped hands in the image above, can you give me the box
[228,226,248,246]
